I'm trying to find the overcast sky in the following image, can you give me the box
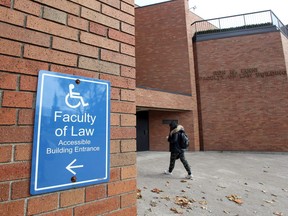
[135,0,288,25]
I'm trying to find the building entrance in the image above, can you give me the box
[136,111,149,151]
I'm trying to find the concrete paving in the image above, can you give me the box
[137,151,288,216]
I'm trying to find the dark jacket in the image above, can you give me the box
[168,125,185,153]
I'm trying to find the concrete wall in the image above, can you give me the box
[195,32,288,151]
[0,0,137,215]
[136,88,193,111]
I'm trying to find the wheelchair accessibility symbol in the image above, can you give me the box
[65,84,89,108]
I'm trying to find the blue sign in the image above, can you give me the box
[30,70,110,195]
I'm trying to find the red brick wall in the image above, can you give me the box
[0,0,137,215]
[149,111,195,151]
[135,0,192,95]
[135,0,202,150]
[196,32,288,151]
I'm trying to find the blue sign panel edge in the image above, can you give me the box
[30,70,111,195]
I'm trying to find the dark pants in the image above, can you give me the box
[168,152,191,175]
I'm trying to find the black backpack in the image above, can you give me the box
[178,131,189,149]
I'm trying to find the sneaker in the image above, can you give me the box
[185,174,193,179]
[164,170,172,175]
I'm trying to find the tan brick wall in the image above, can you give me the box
[0,0,136,215]
[195,32,288,151]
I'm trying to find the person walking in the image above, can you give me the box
[164,121,193,179]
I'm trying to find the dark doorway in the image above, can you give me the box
[136,111,149,151]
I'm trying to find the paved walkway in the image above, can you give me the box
[137,151,288,216]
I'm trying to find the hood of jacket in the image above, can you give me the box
[170,125,184,135]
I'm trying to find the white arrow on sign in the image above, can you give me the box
[66,159,84,175]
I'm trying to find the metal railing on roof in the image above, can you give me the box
[191,10,288,38]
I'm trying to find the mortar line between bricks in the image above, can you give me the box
[77,30,80,42]
[0,90,2,108]
[32,93,36,109]
[50,36,53,49]
[15,107,19,127]
[20,44,25,58]
[24,15,27,28]
[77,55,80,68]
[57,191,60,209]
[98,48,101,60]
[12,143,16,164]
[24,197,28,216]
[16,74,20,91]
[40,6,44,18]
[87,14,90,33]
[10,0,14,9]
[78,4,81,17]
[65,12,68,26]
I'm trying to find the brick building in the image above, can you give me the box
[136,0,201,152]
[1,0,288,215]
[0,0,137,215]
[135,0,288,152]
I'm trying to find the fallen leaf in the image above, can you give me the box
[151,188,163,194]
[199,200,208,205]
[191,198,197,203]
[150,200,157,207]
[161,196,170,201]
[234,199,243,204]
[180,180,187,183]
[175,196,192,207]
[175,196,189,206]
[226,194,243,205]
[264,199,276,204]
[137,189,142,199]
[170,207,183,214]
